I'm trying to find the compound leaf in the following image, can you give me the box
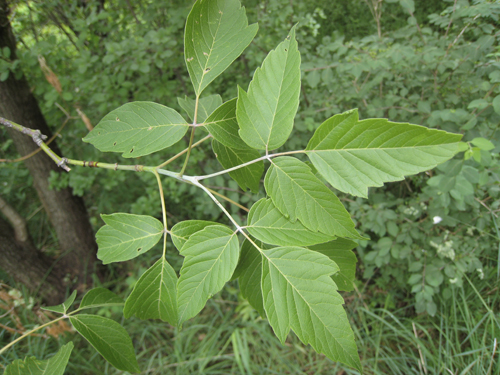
[264,157,363,239]
[237,26,300,150]
[261,246,361,370]
[177,225,239,325]
[70,314,139,373]
[247,198,334,246]
[212,139,263,192]
[3,342,73,375]
[123,257,178,326]
[309,239,358,292]
[306,109,463,197]
[83,102,189,158]
[96,213,163,264]
[79,288,124,310]
[185,0,258,96]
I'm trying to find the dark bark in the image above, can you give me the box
[0,216,67,305]
[0,0,99,303]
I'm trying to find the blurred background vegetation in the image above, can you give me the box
[1,0,499,373]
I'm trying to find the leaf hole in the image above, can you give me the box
[116,117,120,121]
[284,48,288,52]
[137,247,142,252]
[113,142,117,146]
[187,57,194,62]
[204,67,211,73]
[130,148,134,153]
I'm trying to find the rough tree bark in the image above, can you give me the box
[0,197,66,305]
[0,0,99,304]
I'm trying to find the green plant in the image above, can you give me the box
[298,0,500,315]
[0,0,463,372]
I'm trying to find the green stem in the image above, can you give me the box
[156,134,212,170]
[154,171,169,258]
[195,150,305,181]
[187,177,242,229]
[68,159,155,173]
[206,187,249,212]
[178,96,200,176]
[0,315,67,355]
[0,117,70,171]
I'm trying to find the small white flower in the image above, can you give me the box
[477,268,484,280]
[433,216,443,224]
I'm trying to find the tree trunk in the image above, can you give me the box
[0,215,67,306]
[0,0,98,303]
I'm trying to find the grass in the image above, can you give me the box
[1,269,499,374]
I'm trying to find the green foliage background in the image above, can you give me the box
[1,0,499,373]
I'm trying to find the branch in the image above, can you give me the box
[0,195,29,242]
[1,117,70,171]
[0,114,71,163]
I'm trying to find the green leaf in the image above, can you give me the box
[461,166,480,183]
[205,98,251,149]
[237,26,301,150]
[247,198,335,246]
[493,95,500,115]
[467,98,489,110]
[3,342,73,375]
[70,314,139,373]
[123,257,178,326]
[185,0,258,96]
[264,156,363,239]
[212,140,263,193]
[177,225,239,325]
[171,220,224,251]
[178,94,222,123]
[309,239,358,292]
[399,0,415,13]
[2,46,10,59]
[470,137,495,151]
[96,213,163,264]
[42,290,77,314]
[261,246,361,370]
[0,71,9,82]
[79,288,124,310]
[83,102,189,158]
[233,239,265,316]
[306,109,462,197]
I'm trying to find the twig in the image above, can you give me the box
[0,195,29,242]
[0,116,70,163]
[0,117,70,172]
[475,197,498,218]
